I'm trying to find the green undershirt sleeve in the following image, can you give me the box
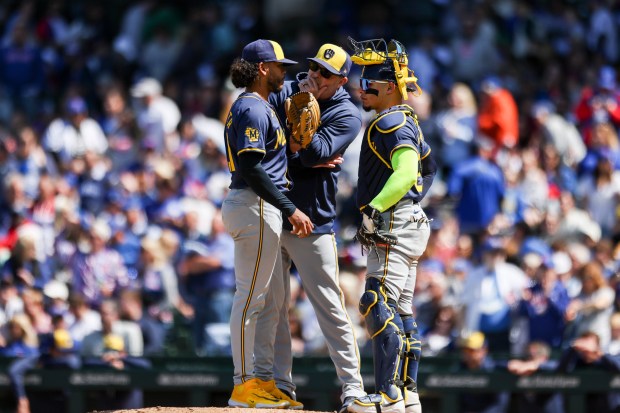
[369,147,419,213]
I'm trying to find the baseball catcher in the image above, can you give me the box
[284,91,321,148]
[345,37,436,413]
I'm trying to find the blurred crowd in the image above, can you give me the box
[0,0,620,388]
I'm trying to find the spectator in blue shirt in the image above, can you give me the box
[0,20,45,121]
[1,229,52,292]
[75,152,112,217]
[0,313,39,358]
[517,260,570,350]
[8,319,80,413]
[557,332,620,413]
[448,135,505,239]
[118,288,167,356]
[100,86,142,173]
[70,219,130,308]
[505,340,564,413]
[109,195,148,278]
[178,211,234,355]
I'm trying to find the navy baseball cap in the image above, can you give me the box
[599,66,617,90]
[360,60,397,82]
[308,44,352,77]
[481,75,502,92]
[242,39,298,66]
[482,236,505,252]
[66,97,87,115]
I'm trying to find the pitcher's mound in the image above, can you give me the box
[93,407,330,413]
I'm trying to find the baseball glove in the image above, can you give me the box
[356,206,398,250]
[284,91,320,149]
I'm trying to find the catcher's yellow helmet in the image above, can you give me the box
[348,37,422,99]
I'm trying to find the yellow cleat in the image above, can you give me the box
[228,378,290,409]
[257,379,304,410]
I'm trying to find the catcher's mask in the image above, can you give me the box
[348,37,422,100]
[360,61,397,82]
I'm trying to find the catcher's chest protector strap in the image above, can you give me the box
[367,106,419,169]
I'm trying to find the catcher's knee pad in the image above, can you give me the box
[399,314,421,390]
[359,278,395,337]
[359,278,405,396]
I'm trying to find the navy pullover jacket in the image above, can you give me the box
[270,81,362,233]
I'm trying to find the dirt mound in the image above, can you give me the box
[93,407,330,413]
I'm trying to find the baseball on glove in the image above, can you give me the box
[284,91,321,149]
[356,206,398,250]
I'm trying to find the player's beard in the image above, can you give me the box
[267,74,284,93]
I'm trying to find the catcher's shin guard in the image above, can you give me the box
[400,315,421,391]
[359,278,405,400]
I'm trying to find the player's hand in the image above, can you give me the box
[17,269,34,286]
[299,76,319,95]
[16,397,30,413]
[312,154,343,169]
[289,137,302,153]
[288,209,314,238]
[177,300,195,319]
[506,359,525,375]
[361,205,385,231]
[605,98,618,111]
[572,335,603,362]
[565,299,582,321]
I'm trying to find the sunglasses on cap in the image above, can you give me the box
[359,78,391,91]
[309,61,337,79]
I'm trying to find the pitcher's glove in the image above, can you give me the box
[356,206,398,249]
[284,91,321,149]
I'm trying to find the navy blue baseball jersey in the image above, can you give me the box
[270,81,362,233]
[356,105,431,209]
[225,92,291,191]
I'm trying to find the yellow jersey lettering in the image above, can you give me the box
[275,127,286,148]
[225,132,235,172]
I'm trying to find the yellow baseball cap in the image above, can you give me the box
[458,332,487,350]
[103,334,125,352]
[308,44,352,77]
[53,329,74,351]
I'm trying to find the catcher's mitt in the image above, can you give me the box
[356,206,398,251]
[284,91,320,149]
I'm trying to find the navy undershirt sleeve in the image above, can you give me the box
[420,151,437,199]
[238,152,297,217]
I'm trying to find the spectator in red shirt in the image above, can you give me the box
[574,66,620,146]
[478,76,519,154]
